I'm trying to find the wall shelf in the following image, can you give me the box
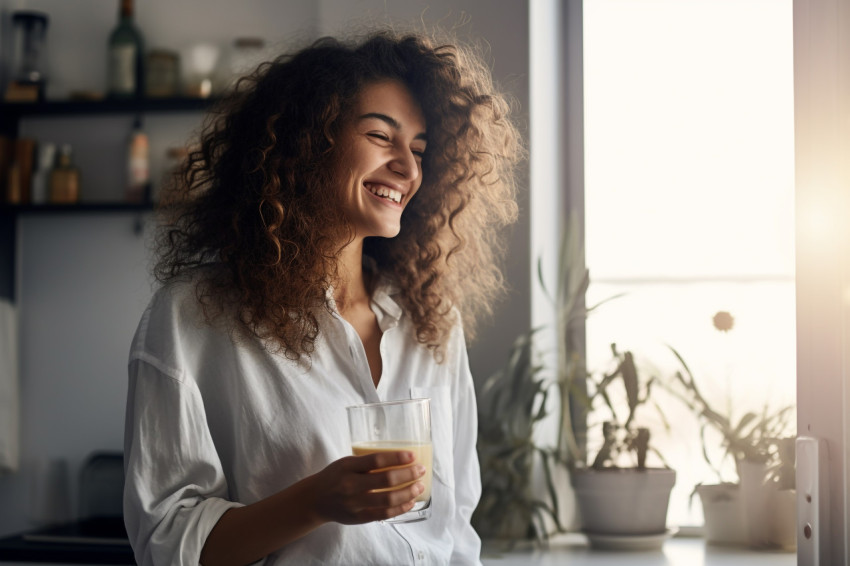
[0,97,217,138]
[1,98,210,302]
[1,202,155,214]
[0,96,216,118]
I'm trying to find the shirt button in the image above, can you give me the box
[417,550,425,560]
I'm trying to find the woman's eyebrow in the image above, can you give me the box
[358,112,428,141]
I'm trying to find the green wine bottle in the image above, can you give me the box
[107,0,144,97]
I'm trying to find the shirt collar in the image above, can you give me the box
[324,277,404,331]
[369,277,403,331]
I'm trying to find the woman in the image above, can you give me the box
[123,29,521,565]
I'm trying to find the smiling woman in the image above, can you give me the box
[335,80,427,241]
[123,29,523,566]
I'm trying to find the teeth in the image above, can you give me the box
[366,184,402,204]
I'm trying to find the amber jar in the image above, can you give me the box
[49,144,80,204]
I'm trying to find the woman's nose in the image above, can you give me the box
[388,148,420,181]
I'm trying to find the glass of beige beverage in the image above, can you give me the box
[346,398,433,523]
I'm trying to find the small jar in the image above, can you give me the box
[229,37,266,77]
[214,37,268,93]
[146,49,180,98]
[49,144,80,204]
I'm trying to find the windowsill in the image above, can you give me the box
[481,534,796,566]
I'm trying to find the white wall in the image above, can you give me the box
[0,0,530,538]
[0,0,318,538]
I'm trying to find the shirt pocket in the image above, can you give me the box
[410,385,455,490]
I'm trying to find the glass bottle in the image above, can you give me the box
[107,0,144,97]
[49,145,80,204]
[126,117,149,203]
[30,142,56,205]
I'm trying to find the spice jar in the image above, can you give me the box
[49,144,80,204]
[146,49,179,98]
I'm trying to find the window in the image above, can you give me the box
[582,0,795,526]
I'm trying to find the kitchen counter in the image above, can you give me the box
[0,518,133,565]
[481,533,796,566]
[0,535,133,566]
[0,531,795,565]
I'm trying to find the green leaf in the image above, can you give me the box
[621,351,640,418]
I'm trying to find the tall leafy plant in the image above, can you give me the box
[538,215,661,470]
[544,214,589,470]
[472,330,563,542]
[531,220,687,542]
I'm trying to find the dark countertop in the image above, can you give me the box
[0,518,134,565]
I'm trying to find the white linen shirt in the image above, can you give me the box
[123,275,483,565]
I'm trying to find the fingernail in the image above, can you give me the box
[404,451,415,463]
[416,465,426,476]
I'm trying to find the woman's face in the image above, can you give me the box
[334,79,427,241]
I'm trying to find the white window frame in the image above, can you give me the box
[793,0,850,563]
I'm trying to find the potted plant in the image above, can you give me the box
[667,345,796,550]
[541,219,676,548]
[472,329,563,544]
[565,344,677,546]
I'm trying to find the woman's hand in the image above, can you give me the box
[200,452,425,566]
[309,451,426,524]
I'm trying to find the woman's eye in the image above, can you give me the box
[412,149,425,159]
[367,132,390,141]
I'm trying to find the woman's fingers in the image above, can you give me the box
[311,452,427,525]
[358,481,425,514]
[358,497,419,523]
[343,450,415,473]
[340,451,425,492]
[362,463,426,491]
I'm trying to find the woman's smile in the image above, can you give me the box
[364,182,404,205]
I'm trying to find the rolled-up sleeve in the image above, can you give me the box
[123,358,243,566]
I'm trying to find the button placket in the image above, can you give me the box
[333,311,378,397]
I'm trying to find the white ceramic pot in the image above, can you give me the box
[768,488,797,551]
[733,460,797,551]
[738,459,772,548]
[696,483,747,546]
[571,468,676,535]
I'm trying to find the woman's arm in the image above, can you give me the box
[125,360,425,566]
[199,451,426,566]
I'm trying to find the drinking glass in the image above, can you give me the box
[346,398,432,523]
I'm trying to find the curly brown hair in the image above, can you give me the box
[155,29,523,360]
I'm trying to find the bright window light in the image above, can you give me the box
[583,0,795,527]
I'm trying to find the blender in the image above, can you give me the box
[5,11,49,102]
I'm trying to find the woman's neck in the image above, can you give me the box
[334,239,370,312]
